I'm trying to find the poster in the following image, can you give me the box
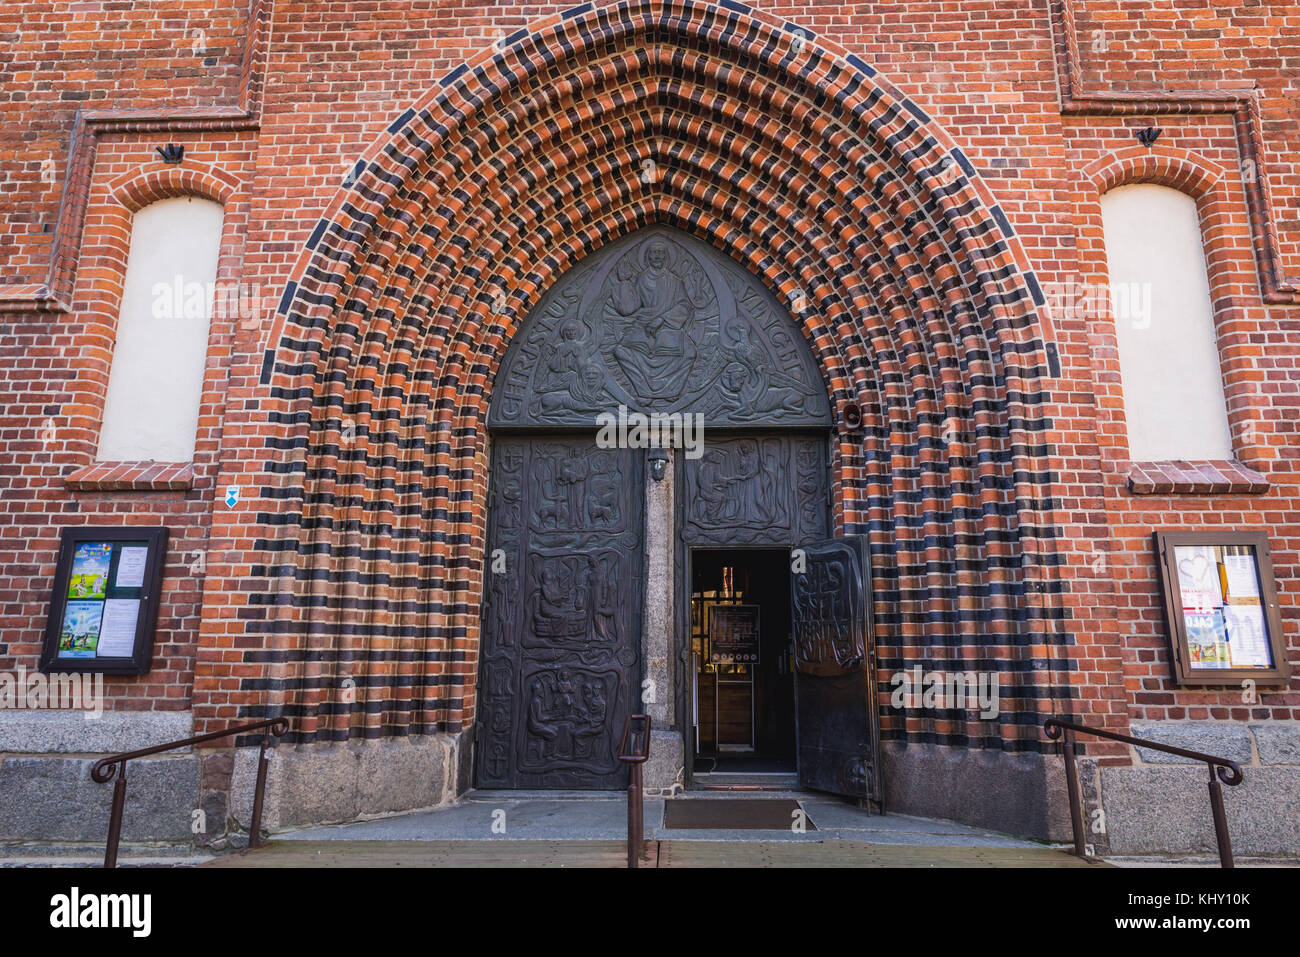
[1174,545,1222,613]
[1224,603,1272,669]
[1185,608,1230,667]
[1222,555,1260,600]
[710,605,760,664]
[57,601,104,658]
[114,546,149,589]
[68,542,112,600]
[97,599,141,658]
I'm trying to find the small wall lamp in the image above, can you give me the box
[839,401,864,433]
[648,447,668,481]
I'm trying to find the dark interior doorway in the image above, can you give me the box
[690,548,795,776]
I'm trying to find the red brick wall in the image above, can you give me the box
[0,135,254,712]
[0,0,249,283]
[0,0,1295,753]
[1071,0,1300,268]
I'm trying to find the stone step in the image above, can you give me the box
[692,771,800,790]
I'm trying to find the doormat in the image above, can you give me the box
[663,798,815,830]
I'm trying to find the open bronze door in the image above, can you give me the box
[790,536,882,806]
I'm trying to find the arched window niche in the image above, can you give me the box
[97,196,225,463]
[1099,183,1233,463]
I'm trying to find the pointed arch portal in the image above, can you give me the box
[240,0,1070,782]
[478,225,835,788]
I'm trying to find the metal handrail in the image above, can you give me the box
[616,713,652,869]
[1044,716,1243,868]
[91,717,289,868]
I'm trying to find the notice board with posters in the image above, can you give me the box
[1154,531,1290,686]
[40,527,168,675]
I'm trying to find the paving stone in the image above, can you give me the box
[203,838,1100,869]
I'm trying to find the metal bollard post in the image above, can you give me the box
[617,713,651,869]
[627,761,643,868]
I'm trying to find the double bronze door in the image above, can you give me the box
[477,432,881,804]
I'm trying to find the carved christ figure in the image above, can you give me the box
[609,241,700,400]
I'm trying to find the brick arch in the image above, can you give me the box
[235,0,1069,751]
[1082,145,1226,200]
[108,161,239,214]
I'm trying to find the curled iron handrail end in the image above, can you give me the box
[269,717,290,738]
[1215,761,1244,787]
[1043,718,1065,741]
[90,758,121,784]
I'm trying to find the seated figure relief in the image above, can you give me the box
[531,319,606,416]
[608,240,708,403]
[523,668,613,767]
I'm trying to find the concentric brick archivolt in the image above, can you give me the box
[236,0,1070,751]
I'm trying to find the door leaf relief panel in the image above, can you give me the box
[680,434,829,546]
[790,536,882,803]
[792,544,865,677]
[477,436,643,789]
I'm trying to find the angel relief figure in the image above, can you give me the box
[530,318,606,417]
[714,324,810,418]
[608,240,711,402]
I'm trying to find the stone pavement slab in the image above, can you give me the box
[274,789,1053,849]
[279,791,665,842]
[206,840,629,868]
[652,841,1103,868]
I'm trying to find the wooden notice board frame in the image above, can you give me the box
[1154,530,1290,687]
[40,526,168,675]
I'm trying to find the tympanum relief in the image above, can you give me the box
[489,227,830,428]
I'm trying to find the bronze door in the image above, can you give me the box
[790,536,882,803]
[476,436,644,789]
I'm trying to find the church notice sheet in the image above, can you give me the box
[97,599,141,658]
[114,546,149,589]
